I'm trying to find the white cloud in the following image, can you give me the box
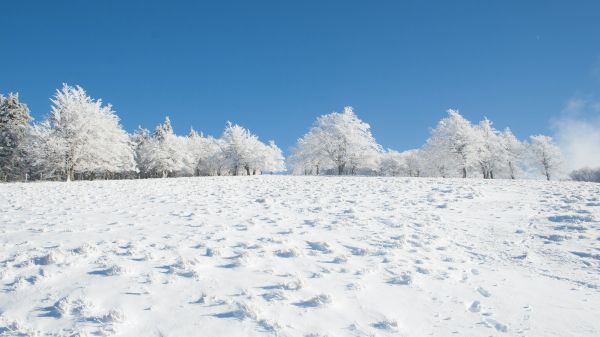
[552,97,600,170]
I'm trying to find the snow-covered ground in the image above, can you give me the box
[1,177,599,337]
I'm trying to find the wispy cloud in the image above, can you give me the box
[552,97,600,170]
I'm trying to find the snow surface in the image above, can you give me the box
[1,176,599,336]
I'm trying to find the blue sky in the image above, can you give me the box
[2,0,600,154]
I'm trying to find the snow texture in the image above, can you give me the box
[1,176,599,336]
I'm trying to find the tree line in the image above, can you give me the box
[1,84,284,182]
[288,108,566,180]
[0,84,586,182]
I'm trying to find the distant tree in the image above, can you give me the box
[185,128,207,176]
[379,150,407,176]
[220,122,258,175]
[25,121,64,180]
[403,149,423,177]
[421,141,454,178]
[423,109,476,178]
[41,84,135,181]
[219,122,284,175]
[473,118,505,179]
[204,136,228,176]
[528,135,564,181]
[291,106,382,175]
[147,116,187,178]
[501,128,524,179]
[0,93,32,181]
[258,140,286,174]
[569,167,600,182]
[288,129,328,175]
[131,126,152,178]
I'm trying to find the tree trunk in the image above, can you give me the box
[316,165,319,175]
[245,166,251,176]
[462,167,467,178]
[338,164,345,175]
[66,168,74,182]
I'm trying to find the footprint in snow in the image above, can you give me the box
[468,300,481,313]
[306,241,333,254]
[261,290,287,302]
[293,294,332,308]
[372,318,399,331]
[88,264,128,276]
[274,248,300,258]
[477,287,491,297]
[387,274,412,286]
[483,318,508,332]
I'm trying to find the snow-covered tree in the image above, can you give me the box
[501,128,524,179]
[146,116,188,178]
[259,140,286,174]
[423,109,476,178]
[421,141,454,178]
[473,118,505,179]
[528,135,564,181]
[220,122,259,175]
[0,93,32,181]
[288,130,328,175]
[131,126,153,178]
[569,167,600,182]
[25,121,64,180]
[203,136,228,176]
[43,84,135,181]
[184,128,206,176]
[379,150,407,176]
[219,122,285,175]
[403,149,423,177]
[291,106,382,175]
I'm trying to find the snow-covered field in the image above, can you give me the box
[1,177,599,337]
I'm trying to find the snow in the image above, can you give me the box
[1,176,599,336]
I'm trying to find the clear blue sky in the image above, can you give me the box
[2,0,599,153]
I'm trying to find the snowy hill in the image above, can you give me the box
[1,177,599,336]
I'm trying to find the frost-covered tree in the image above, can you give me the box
[42,84,135,181]
[424,109,476,178]
[379,150,407,176]
[0,93,32,181]
[403,149,423,177]
[379,149,425,177]
[288,130,328,175]
[220,122,259,175]
[185,128,207,176]
[421,141,454,178]
[203,136,228,176]
[528,135,564,181]
[291,106,382,175]
[569,167,600,182]
[259,140,286,174]
[473,118,505,179]
[144,116,188,178]
[25,121,64,180]
[131,127,153,178]
[501,128,524,179]
[219,122,285,175]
